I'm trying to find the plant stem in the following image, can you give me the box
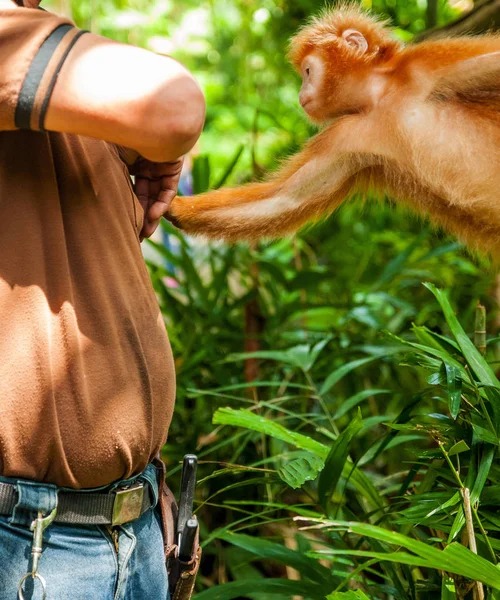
[438,442,464,488]
[439,442,496,562]
[462,488,485,600]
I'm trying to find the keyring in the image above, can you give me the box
[17,571,47,600]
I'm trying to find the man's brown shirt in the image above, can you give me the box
[0,7,176,488]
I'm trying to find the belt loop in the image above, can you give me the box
[11,481,58,527]
[139,464,160,509]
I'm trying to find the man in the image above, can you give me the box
[0,0,205,598]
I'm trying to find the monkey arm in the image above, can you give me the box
[429,51,500,106]
[168,124,372,241]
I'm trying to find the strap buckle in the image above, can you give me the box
[112,482,144,526]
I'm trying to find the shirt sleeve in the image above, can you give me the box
[0,8,87,132]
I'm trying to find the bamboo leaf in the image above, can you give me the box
[322,521,500,589]
[192,578,327,600]
[192,154,211,194]
[441,577,457,600]
[213,144,245,189]
[448,445,496,540]
[327,592,371,600]
[318,412,363,508]
[213,408,384,510]
[218,532,334,586]
[444,363,462,419]
[448,440,470,456]
[424,283,500,387]
[333,389,390,419]
[213,408,328,457]
[278,452,325,489]
[320,357,378,396]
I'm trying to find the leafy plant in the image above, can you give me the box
[188,287,500,600]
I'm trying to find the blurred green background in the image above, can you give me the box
[44,1,500,598]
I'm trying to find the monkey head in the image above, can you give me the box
[288,5,401,123]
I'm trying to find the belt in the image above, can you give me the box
[0,480,153,526]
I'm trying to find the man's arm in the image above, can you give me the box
[0,3,205,161]
[45,34,205,162]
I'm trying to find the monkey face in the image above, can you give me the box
[298,27,372,124]
[299,53,327,122]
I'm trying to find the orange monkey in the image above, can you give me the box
[168,5,500,257]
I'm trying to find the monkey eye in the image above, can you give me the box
[305,67,310,76]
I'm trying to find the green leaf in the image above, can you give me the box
[179,245,209,310]
[318,412,363,508]
[226,345,322,372]
[213,144,244,189]
[424,283,500,387]
[441,577,457,600]
[325,521,500,589]
[448,440,470,456]
[218,532,334,587]
[285,344,318,372]
[471,423,499,445]
[444,363,462,420]
[278,452,325,489]
[320,357,378,396]
[327,592,371,600]
[413,325,454,354]
[192,578,327,600]
[385,331,469,381]
[192,154,211,194]
[213,407,328,457]
[449,445,496,540]
[372,234,425,289]
[333,389,390,419]
[288,268,329,291]
[213,408,384,510]
[483,386,500,434]
[306,337,333,372]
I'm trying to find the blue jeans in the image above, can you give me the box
[0,464,170,599]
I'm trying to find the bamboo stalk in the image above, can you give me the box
[474,302,486,356]
[461,488,485,600]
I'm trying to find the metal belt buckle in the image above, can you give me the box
[112,482,145,526]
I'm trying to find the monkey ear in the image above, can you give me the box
[342,29,369,54]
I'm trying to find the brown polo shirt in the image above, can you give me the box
[0,7,176,488]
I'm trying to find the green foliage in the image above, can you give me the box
[190,287,500,599]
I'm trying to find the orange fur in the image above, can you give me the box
[168,6,500,258]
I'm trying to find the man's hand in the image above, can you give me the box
[129,157,184,240]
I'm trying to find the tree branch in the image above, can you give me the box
[420,0,500,39]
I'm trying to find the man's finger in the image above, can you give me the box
[134,176,151,212]
[149,159,184,179]
[141,217,161,239]
[147,195,174,222]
